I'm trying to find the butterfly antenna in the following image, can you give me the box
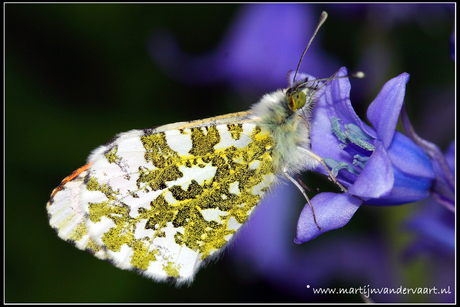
[292,11,328,84]
[315,70,365,92]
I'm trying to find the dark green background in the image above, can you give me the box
[6,4,454,303]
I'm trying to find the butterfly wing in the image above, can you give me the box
[47,118,277,284]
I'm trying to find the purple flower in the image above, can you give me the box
[401,101,455,212]
[230,183,397,300]
[295,68,436,244]
[401,141,455,303]
[400,91,454,255]
[149,4,338,94]
[405,188,455,257]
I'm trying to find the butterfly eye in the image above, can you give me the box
[288,90,306,111]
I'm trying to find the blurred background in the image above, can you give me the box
[6,3,454,303]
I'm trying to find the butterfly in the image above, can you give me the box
[47,11,360,285]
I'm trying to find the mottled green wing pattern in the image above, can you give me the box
[47,121,277,284]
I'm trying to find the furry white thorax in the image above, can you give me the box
[250,88,320,176]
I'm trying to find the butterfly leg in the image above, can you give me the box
[284,171,322,230]
[298,147,348,193]
[296,174,319,192]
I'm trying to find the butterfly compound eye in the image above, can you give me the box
[288,90,306,111]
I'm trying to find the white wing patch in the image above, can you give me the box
[47,122,277,284]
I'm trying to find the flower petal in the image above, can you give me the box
[387,131,435,180]
[316,68,362,131]
[311,68,355,167]
[294,192,362,244]
[311,67,378,171]
[348,140,394,198]
[366,72,410,148]
[366,165,431,205]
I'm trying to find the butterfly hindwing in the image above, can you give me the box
[47,118,278,284]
